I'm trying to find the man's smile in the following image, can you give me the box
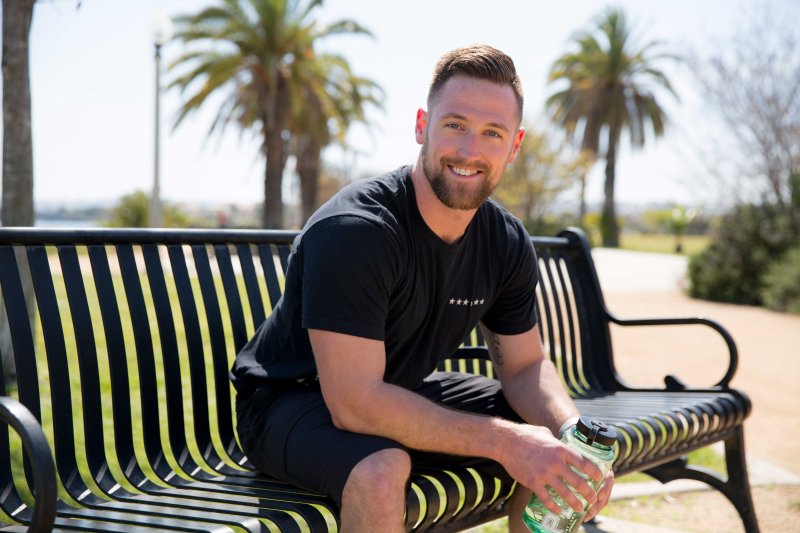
[449,165,481,178]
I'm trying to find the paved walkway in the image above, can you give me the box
[590,248,689,293]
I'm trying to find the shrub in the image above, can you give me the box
[761,245,800,313]
[688,202,797,305]
[105,191,205,228]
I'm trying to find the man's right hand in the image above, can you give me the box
[498,422,603,515]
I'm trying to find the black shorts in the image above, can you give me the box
[235,372,522,509]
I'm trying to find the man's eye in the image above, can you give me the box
[445,123,461,130]
[486,130,501,138]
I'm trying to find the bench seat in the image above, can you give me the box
[0,227,758,531]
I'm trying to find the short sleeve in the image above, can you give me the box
[300,215,402,341]
[480,223,539,335]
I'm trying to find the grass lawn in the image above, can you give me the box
[619,233,711,256]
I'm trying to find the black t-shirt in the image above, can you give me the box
[230,166,539,392]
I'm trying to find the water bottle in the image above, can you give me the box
[522,417,618,533]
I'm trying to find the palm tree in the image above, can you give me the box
[169,0,374,228]
[291,54,382,223]
[546,8,677,247]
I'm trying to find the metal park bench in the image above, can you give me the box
[0,227,758,532]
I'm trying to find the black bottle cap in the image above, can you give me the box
[576,417,618,446]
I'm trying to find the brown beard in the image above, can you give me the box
[420,141,496,210]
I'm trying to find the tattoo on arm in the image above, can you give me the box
[485,330,504,366]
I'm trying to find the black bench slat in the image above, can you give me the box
[256,244,283,310]
[54,502,262,532]
[25,246,85,496]
[214,244,249,351]
[116,244,170,477]
[57,245,115,493]
[0,247,40,419]
[539,250,569,379]
[87,244,150,489]
[276,244,291,274]
[551,249,590,395]
[142,243,201,477]
[167,244,218,467]
[236,244,267,328]
[190,244,242,465]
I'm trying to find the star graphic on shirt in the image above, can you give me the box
[456,299,463,305]
[449,298,455,304]
[480,299,485,304]
[473,299,479,305]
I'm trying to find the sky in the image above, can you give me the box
[9,0,800,212]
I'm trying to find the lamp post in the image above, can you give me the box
[150,11,173,228]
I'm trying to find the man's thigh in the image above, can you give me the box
[237,385,405,508]
[414,371,521,420]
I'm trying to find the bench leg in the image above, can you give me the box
[723,427,760,532]
[643,427,760,533]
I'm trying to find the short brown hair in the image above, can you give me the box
[428,44,524,119]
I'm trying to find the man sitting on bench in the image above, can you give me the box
[230,44,614,532]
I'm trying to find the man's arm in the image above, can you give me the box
[480,324,576,435]
[481,323,615,521]
[309,327,602,515]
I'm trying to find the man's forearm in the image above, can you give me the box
[330,379,519,462]
[501,357,579,436]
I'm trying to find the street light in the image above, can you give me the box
[150,11,173,228]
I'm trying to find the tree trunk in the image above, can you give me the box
[578,173,587,225]
[2,0,37,385]
[261,77,290,229]
[601,134,620,247]
[263,130,285,229]
[296,134,322,225]
[2,0,36,227]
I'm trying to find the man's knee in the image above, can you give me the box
[344,448,411,500]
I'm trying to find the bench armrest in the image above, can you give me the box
[0,396,57,532]
[605,311,739,389]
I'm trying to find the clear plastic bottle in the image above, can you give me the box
[522,417,618,533]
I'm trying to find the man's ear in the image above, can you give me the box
[415,108,427,145]
[507,127,525,163]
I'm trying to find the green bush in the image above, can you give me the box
[688,202,798,305]
[761,245,800,313]
[105,191,208,228]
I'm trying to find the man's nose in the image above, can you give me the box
[456,133,481,159]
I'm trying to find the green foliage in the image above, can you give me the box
[644,206,698,253]
[761,245,800,313]
[522,213,582,238]
[493,121,592,231]
[104,191,200,228]
[688,202,798,305]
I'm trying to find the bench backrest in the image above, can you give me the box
[0,226,613,523]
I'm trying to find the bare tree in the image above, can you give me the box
[690,7,800,214]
